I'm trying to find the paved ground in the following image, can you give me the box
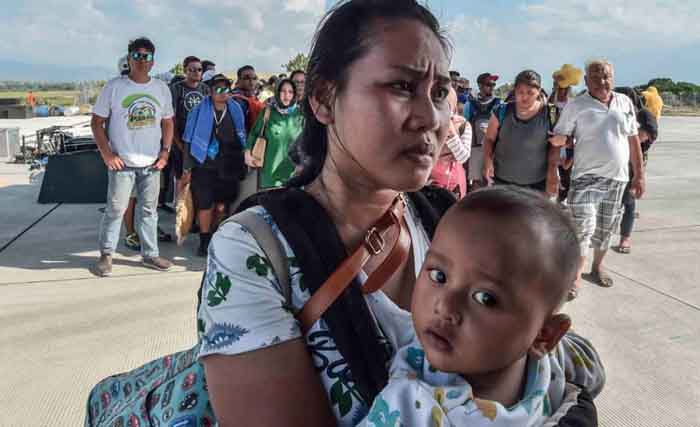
[0,117,698,426]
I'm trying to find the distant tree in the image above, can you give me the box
[495,82,514,99]
[283,53,309,73]
[638,78,700,95]
[169,63,184,76]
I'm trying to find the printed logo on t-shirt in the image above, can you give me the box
[121,93,162,130]
[184,91,205,112]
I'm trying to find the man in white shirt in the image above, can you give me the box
[91,37,175,276]
[551,59,645,289]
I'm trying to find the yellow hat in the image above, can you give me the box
[552,64,583,89]
[641,86,664,119]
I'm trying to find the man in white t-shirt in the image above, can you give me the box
[91,37,175,277]
[551,59,645,289]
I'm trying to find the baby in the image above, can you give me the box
[361,186,605,426]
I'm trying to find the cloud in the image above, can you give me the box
[284,0,324,13]
[444,0,700,89]
[0,0,324,77]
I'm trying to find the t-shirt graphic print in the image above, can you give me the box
[94,76,174,168]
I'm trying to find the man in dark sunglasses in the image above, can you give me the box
[169,56,209,200]
[181,74,248,256]
[91,37,175,276]
[231,65,264,132]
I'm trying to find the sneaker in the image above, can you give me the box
[143,256,173,271]
[124,232,141,251]
[158,227,173,242]
[95,254,113,277]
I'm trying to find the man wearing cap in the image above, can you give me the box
[231,65,264,132]
[91,37,175,276]
[551,59,645,289]
[181,74,247,256]
[170,56,209,193]
[464,72,503,191]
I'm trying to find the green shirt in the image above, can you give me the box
[246,106,303,188]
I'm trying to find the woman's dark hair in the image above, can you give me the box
[514,69,542,89]
[281,0,450,407]
[128,37,155,54]
[457,186,581,305]
[288,0,451,188]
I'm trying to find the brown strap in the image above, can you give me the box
[260,106,271,138]
[297,195,411,333]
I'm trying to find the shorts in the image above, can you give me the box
[191,167,240,210]
[468,146,484,181]
[568,174,626,256]
[166,146,184,180]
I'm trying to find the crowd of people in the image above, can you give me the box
[86,1,662,425]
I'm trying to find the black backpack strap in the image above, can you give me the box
[255,188,390,404]
[406,186,456,240]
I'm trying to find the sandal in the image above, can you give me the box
[586,270,614,288]
[566,288,579,301]
[612,245,632,254]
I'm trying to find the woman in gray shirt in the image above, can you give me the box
[482,70,560,195]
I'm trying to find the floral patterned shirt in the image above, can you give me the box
[197,202,431,426]
[357,332,606,427]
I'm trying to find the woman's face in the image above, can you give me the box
[514,83,540,109]
[326,18,451,192]
[279,82,295,107]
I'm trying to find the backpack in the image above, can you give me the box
[467,97,501,147]
[494,101,560,142]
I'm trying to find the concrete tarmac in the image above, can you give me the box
[0,117,698,426]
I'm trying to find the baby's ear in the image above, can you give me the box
[529,314,571,359]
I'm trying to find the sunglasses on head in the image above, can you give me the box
[214,87,231,94]
[130,51,154,62]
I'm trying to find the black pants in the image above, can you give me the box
[619,181,635,238]
[558,166,572,203]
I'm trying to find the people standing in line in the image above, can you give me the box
[231,65,265,132]
[181,74,247,256]
[613,98,659,254]
[464,72,503,192]
[551,59,645,289]
[201,60,216,74]
[430,86,471,198]
[245,78,303,188]
[290,69,306,103]
[482,70,560,196]
[170,56,209,194]
[91,37,175,276]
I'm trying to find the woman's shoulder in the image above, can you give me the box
[198,205,307,358]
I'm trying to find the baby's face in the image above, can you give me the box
[411,210,553,378]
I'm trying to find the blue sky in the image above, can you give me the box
[1,0,698,88]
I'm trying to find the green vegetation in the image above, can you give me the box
[283,53,308,73]
[637,78,700,95]
[0,90,80,106]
